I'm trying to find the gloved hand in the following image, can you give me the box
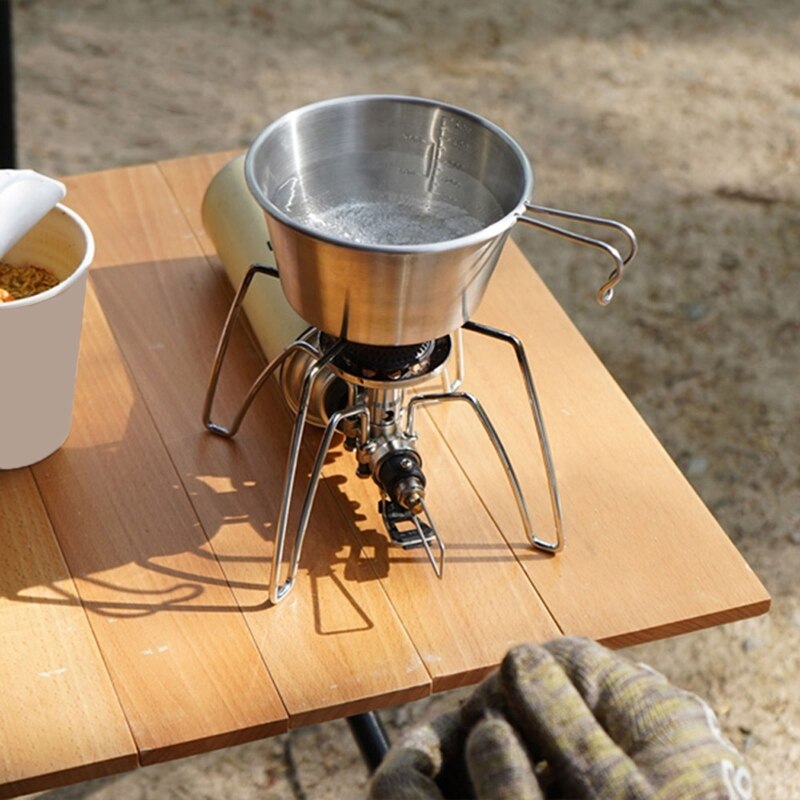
[369,637,753,800]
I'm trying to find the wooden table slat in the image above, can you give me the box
[427,241,770,646]
[0,469,137,797]
[30,188,288,761]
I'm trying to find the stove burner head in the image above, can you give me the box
[336,340,433,373]
[319,333,452,387]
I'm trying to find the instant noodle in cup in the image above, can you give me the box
[0,203,94,469]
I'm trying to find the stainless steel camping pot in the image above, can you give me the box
[244,95,636,346]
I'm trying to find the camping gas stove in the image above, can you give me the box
[201,95,637,604]
[203,268,567,604]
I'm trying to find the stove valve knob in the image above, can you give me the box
[377,451,426,516]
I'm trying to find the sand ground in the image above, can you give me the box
[10,0,800,796]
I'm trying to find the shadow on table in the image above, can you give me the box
[3,382,521,632]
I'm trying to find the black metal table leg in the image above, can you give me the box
[347,711,391,773]
[1,0,15,167]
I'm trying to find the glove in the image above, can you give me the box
[369,637,753,800]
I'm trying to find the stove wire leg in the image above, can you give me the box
[204,264,348,603]
[270,341,346,604]
[203,263,317,437]
[462,321,564,553]
[277,403,369,599]
[406,389,543,553]
[413,497,445,577]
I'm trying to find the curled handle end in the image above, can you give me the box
[520,203,638,305]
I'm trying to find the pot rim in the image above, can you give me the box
[244,94,534,255]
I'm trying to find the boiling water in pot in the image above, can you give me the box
[272,151,505,247]
[291,195,487,246]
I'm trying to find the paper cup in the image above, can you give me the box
[0,203,94,469]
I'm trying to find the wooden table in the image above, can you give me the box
[0,152,770,798]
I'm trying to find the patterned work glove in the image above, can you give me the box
[369,637,753,799]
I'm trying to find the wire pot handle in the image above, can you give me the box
[518,202,638,305]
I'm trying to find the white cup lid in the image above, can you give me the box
[0,169,67,261]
